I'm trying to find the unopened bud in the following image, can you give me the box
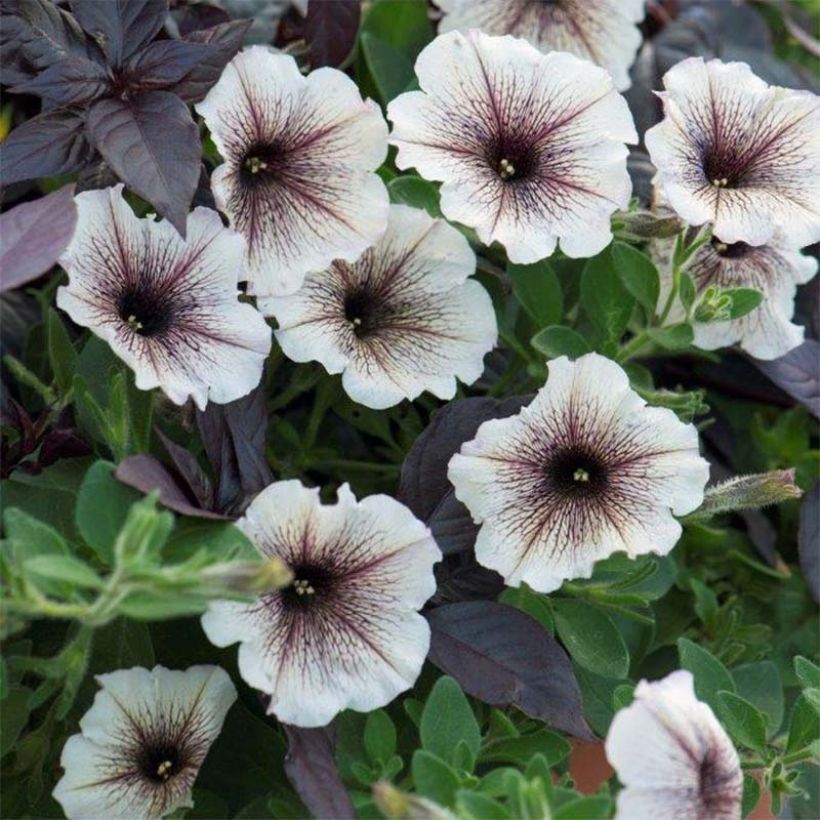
[617,209,683,240]
[372,781,456,820]
[202,557,293,595]
[693,469,802,519]
[694,287,732,323]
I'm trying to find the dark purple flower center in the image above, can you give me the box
[282,563,335,606]
[117,285,175,337]
[545,447,609,497]
[487,134,538,182]
[343,286,385,338]
[240,141,288,187]
[139,742,181,784]
[710,238,754,259]
[702,147,747,190]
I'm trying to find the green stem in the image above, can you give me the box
[783,748,817,766]
[616,331,651,363]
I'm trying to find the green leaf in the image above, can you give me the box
[364,709,396,765]
[480,729,570,767]
[420,676,480,769]
[456,790,510,819]
[795,656,820,690]
[163,520,258,565]
[678,638,735,710]
[24,554,103,589]
[723,288,764,319]
[75,460,141,565]
[117,591,208,620]
[786,689,820,754]
[509,260,563,330]
[716,691,767,752]
[647,323,694,350]
[498,585,554,633]
[3,508,69,558]
[387,176,441,217]
[612,242,660,315]
[531,326,591,359]
[0,686,32,758]
[553,794,613,819]
[612,683,635,710]
[742,774,761,818]
[411,750,460,806]
[361,32,415,102]
[46,308,77,395]
[679,272,696,311]
[733,661,784,737]
[580,246,635,343]
[553,599,630,679]
[89,618,154,674]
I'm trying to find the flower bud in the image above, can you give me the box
[372,781,455,820]
[617,208,684,240]
[201,558,293,595]
[694,470,802,518]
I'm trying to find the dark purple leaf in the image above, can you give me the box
[123,38,214,90]
[115,454,229,520]
[174,2,230,37]
[427,491,479,557]
[69,0,168,66]
[0,110,92,185]
[427,601,594,740]
[156,428,213,510]
[37,425,92,469]
[799,482,819,604]
[76,158,120,193]
[0,0,91,84]
[85,90,200,236]
[304,0,360,68]
[0,184,77,292]
[282,723,355,820]
[752,341,820,419]
[196,379,273,515]
[168,19,250,103]
[11,54,109,106]
[432,563,504,605]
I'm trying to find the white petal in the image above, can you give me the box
[201,480,440,727]
[197,47,390,296]
[265,204,497,409]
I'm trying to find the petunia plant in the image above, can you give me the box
[1,1,818,820]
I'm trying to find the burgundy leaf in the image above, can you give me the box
[69,0,168,66]
[0,0,91,84]
[37,426,92,469]
[427,490,479,557]
[432,562,505,605]
[0,184,77,292]
[76,158,120,193]
[752,341,820,419]
[85,90,200,236]
[115,454,229,520]
[304,0,360,68]
[168,19,250,104]
[196,379,273,515]
[426,601,594,740]
[11,54,109,106]
[174,1,230,37]
[799,482,819,603]
[123,38,214,90]
[0,110,92,185]
[156,428,213,510]
[282,723,355,820]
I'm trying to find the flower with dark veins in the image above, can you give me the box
[201,480,440,727]
[261,204,498,409]
[388,30,638,264]
[655,234,818,360]
[646,57,820,248]
[447,354,710,592]
[434,0,646,91]
[53,665,236,819]
[196,46,390,296]
[57,185,271,410]
[606,670,743,820]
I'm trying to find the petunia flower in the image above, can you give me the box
[605,670,743,820]
[261,204,497,409]
[447,353,709,593]
[433,0,646,92]
[196,46,390,296]
[200,480,441,728]
[57,185,271,410]
[646,57,820,248]
[655,234,818,360]
[388,30,637,264]
[53,665,236,820]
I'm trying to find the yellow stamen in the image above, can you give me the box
[156,760,173,780]
[573,468,590,483]
[127,314,143,332]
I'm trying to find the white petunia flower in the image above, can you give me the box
[57,185,271,410]
[388,30,637,264]
[196,46,390,296]
[447,353,709,593]
[434,0,646,91]
[646,57,820,248]
[53,665,236,820]
[261,204,497,409]
[656,234,818,360]
[606,670,743,820]
[201,480,441,728]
